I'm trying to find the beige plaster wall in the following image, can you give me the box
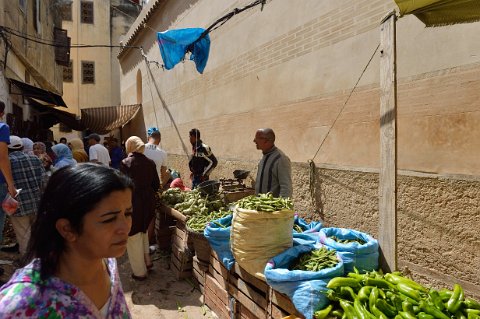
[120,0,480,297]
[166,154,480,300]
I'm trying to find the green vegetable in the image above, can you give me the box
[464,299,480,310]
[358,286,373,303]
[447,284,465,314]
[327,277,362,290]
[399,311,417,319]
[418,312,435,319]
[428,289,445,311]
[314,305,333,319]
[385,273,427,292]
[339,300,357,319]
[330,235,366,245]
[420,300,451,319]
[290,247,339,272]
[397,282,423,301]
[376,299,398,317]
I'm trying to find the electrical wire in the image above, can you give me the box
[0,25,141,49]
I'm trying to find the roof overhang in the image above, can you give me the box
[29,99,85,131]
[8,78,67,107]
[394,0,480,26]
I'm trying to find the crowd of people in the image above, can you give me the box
[0,96,293,317]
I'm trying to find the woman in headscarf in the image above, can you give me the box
[51,144,77,170]
[33,142,53,172]
[68,138,89,163]
[21,138,35,155]
[120,136,159,280]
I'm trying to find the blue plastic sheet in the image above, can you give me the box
[319,227,379,274]
[292,215,322,245]
[264,243,344,319]
[157,28,210,73]
[204,215,235,270]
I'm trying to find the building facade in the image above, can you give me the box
[0,0,68,141]
[53,0,140,142]
[119,0,480,298]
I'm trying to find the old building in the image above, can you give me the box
[0,0,70,141]
[52,0,141,142]
[118,0,480,299]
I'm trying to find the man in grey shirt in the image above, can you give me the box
[253,128,293,198]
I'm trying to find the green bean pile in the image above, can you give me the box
[290,247,339,272]
[173,190,224,216]
[330,236,366,245]
[186,209,231,232]
[236,192,293,212]
[160,188,186,206]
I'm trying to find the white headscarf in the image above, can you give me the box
[21,138,34,155]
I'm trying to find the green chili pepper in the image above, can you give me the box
[418,312,435,319]
[464,299,480,310]
[354,298,371,319]
[327,277,362,290]
[447,284,464,314]
[455,311,467,319]
[331,309,344,318]
[429,289,445,311]
[339,300,357,319]
[420,300,451,319]
[364,277,395,290]
[358,286,373,303]
[402,300,415,315]
[376,299,398,317]
[399,311,417,319]
[385,273,427,292]
[397,283,423,301]
[340,286,358,301]
[314,304,333,319]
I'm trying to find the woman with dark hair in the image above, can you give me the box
[120,136,160,280]
[0,163,134,318]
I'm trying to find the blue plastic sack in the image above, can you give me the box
[204,215,235,270]
[319,227,379,274]
[264,243,344,319]
[293,215,322,245]
[157,28,211,73]
[293,215,323,233]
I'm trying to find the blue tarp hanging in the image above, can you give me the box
[157,28,211,74]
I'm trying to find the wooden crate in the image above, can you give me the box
[192,256,207,292]
[269,289,305,319]
[207,251,304,319]
[205,274,235,319]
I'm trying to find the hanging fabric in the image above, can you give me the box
[157,28,211,74]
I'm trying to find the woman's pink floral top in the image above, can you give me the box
[0,258,131,318]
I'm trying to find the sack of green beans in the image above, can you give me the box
[264,243,344,319]
[292,214,323,245]
[319,227,379,274]
[230,194,294,280]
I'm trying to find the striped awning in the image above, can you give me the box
[80,104,141,134]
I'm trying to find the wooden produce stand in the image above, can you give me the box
[159,202,195,280]
[195,251,304,319]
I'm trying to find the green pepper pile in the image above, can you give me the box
[160,188,186,206]
[173,189,224,216]
[186,209,231,232]
[289,247,339,272]
[330,235,366,245]
[236,192,293,212]
[313,269,480,319]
